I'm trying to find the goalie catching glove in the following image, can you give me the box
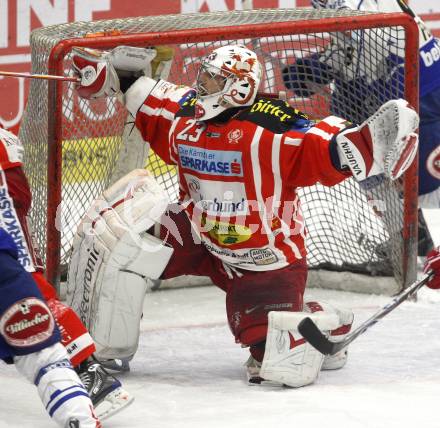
[72,45,174,99]
[335,99,419,183]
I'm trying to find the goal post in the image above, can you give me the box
[19,8,420,292]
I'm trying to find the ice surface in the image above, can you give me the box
[1,284,440,428]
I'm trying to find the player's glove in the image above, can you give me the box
[335,99,419,183]
[424,247,440,289]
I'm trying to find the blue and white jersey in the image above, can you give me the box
[310,0,440,198]
[0,227,61,363]
[0,168,36,273]
[0,226,17,256]
[313,0,440,98]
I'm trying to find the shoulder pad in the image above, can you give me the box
[237,97,310,133]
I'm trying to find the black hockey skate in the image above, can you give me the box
[77,359,134,420]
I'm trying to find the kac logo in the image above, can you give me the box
[228,128,243,144]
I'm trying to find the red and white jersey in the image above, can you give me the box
[127,77,350,271]
[0,127,23,170]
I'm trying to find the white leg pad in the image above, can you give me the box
[260,311,339,388]
[321,305,354,371]
[90,270,149,360]
[67,170,173,360]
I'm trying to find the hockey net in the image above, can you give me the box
[19,8,419,293]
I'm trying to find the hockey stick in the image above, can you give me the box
[0,70,79,82]
[298,271,434,355]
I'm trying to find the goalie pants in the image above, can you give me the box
[159,206,307,347]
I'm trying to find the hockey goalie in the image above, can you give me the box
[67,43,419,387]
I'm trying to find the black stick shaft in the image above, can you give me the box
[298,271,433,355]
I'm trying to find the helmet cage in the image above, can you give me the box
[196,62,232,97]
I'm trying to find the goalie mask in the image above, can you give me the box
[195,45,262,121]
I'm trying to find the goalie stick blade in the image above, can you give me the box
[298,273,433,357]
[298,317,345,356]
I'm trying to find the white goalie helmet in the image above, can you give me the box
[194,44,262,121]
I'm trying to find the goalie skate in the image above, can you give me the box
[245,355,283,387]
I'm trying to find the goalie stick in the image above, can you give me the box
[298,271,434,355]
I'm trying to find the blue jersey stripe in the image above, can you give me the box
[46,384,84,410]
[48,390,90,417]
